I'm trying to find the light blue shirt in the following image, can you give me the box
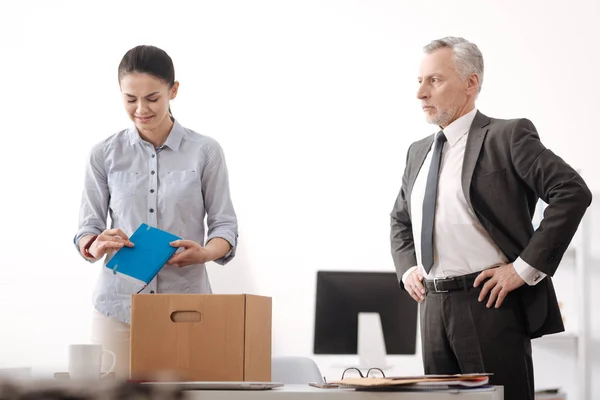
[74,119,238,323]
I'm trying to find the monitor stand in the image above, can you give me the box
[357,312,389,369]
[331,312,391,370]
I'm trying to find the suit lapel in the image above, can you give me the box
[461,111,491,209]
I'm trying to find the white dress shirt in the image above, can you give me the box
[402,108,546,286]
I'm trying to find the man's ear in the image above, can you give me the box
[466,74,479,95]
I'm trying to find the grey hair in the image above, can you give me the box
[424,37,484,94]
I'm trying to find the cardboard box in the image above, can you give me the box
[130,294,272,381]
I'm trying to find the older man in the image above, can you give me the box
[390,37,592,400]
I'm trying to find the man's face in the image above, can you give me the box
[417,47,474,128]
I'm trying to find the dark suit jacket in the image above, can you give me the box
[390,111,592,339]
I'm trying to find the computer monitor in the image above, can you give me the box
[313,271,418,355]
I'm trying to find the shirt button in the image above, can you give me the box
[150,189,155,193]
[151,170,155,175]
[150,290,155,294]
[149,208,154,213]
[152,154,155,158]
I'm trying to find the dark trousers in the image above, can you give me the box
[420,284,534,400]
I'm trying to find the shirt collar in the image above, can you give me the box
[440,108,478,147]
[127,118,184,152]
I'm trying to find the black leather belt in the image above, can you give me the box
[424,271,481,293]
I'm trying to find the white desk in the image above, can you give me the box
[183,384,504,399]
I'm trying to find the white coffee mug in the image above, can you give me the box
[68,344,116,380]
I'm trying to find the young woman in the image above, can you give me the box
[74,45,238,378]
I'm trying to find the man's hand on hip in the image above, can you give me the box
[406,269,426,303]
[473,264,525,308]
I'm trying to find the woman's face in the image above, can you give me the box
[120,72,178,131]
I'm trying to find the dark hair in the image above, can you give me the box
[118,45,176,117]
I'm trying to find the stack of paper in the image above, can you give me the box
[333,373,492,391]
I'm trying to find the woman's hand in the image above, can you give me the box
[167,240,215,268]
[86,229,134,259]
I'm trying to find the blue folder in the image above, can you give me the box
[106,223,181,285]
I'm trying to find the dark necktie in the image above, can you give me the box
[421,131,447,273]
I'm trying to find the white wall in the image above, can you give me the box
[0,0,598,398]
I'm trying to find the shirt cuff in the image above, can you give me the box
[401,266,418,286]
[73,233,99,263]
[206,233,237,265]
[513,257,546,286]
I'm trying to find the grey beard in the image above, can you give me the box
[427,109,454,127]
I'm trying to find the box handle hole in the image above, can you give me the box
[170,311,201,323]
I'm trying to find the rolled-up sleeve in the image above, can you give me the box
[201,140,238,265]
[73,142,109,259]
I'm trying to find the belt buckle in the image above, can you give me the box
[433,277,448,293]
